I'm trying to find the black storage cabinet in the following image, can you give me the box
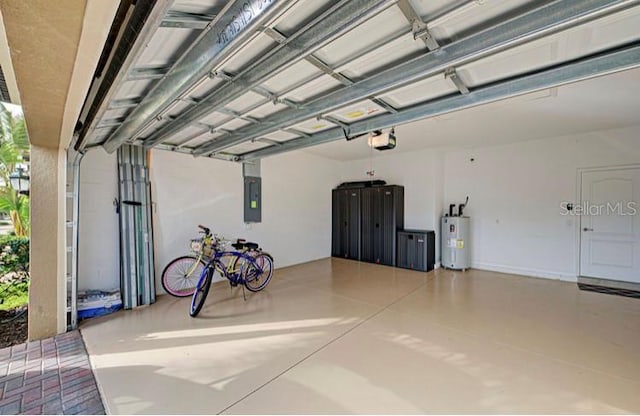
[331,188,361,260]
[361,186,404,266]
[332,185,404,266]
[397,229,435,272]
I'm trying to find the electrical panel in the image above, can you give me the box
[244,176,261,223]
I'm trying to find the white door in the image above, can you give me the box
[580,167,640,283]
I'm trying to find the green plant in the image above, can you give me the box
[0,189,29,237]
[0,280,28,311]
[0,103,30,237]
[0,236,29,275]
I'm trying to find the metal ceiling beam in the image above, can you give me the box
[370,97,398,113]
[262,26,399,116]
[160,11,217,29]
[127,65,171,81]
[396,0,440,50]
[141,0,395,149]
[262,26,355,85]
[254,137,282,146]
[102,0,292,153]
[168,128,209,147]
[193,0,640,156]
[284,128,310,138]
[238,42,640,161]
[445,68,470,94]
[218,107,259,123]
[213,27,413,119]
[229,27,414,111]
[320,115,345,129]
[211,70,287,108]
[96,118,126,129]
[151,143,236,161]
[75,0,174,151]
[108,98,142,109]
[205,30,407,115]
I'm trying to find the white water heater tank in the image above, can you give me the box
[441,216,470,270]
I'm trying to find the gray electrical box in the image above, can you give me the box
[244,176,261,223]
[441,216,470,270]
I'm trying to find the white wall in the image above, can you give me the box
[77,124,640,293]
[78,148,119,291]
[334,124,640,280]
[443,124,640,281]
[150,149,343,290]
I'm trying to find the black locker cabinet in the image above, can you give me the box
[361,186,404,266]
[397,230,435,272]
[331,188,361,259]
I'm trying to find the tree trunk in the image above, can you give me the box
[9,209,25,237]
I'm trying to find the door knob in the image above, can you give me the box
[583,227,594,232]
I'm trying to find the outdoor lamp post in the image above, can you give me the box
[9,166,29,196]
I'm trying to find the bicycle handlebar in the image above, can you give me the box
[195,226,258,252]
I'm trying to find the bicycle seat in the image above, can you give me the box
[232,240,259,251]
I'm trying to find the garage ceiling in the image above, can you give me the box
[75,0,640,161]
[309,66,640,160]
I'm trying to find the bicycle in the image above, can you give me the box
[161,225,215,297]
[190,236,274,317]
[161,225,268,298]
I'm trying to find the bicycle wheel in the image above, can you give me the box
[244,253,274,292]
[190,268,213,317]
[161,255,205,297]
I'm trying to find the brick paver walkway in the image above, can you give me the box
[0,331,105,415]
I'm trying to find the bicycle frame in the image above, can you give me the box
[198,248,262,287]
[185,233,215,275]
[189,234,273,316]
[184,251,204,276]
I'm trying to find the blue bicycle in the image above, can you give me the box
[189,232,274,317]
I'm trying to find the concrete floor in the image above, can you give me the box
[81,258,640,414]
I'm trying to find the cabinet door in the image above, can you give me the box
[332,190,350,257]
[397,232,408,268]
[331,190,342,257]
[361,188,377,262]
[373,188,385,263]
[346,189,361,259]
[362,186,400,265]
[380,187,397,265]
[406,234,417,269]
[414,234,426,271]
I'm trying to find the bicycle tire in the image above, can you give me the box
[244,252,274,292]
[161,255,205,297]
[190,268,213,317]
